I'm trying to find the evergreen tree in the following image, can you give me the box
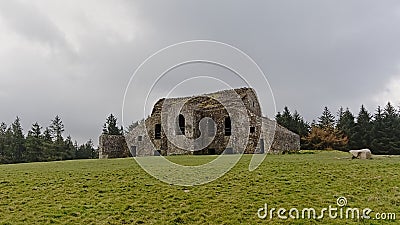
[50,116,65,160]
[318,106,335,129]
[43,127,52,142]
[371,106,387,153]
[352,105,372,149]
[76,140,97,159]
[279,107,294,129]
[276,107,310,149]
[28,122,42,138]
[0,122,6,136]
[0,122,9,163]
[380,102,400,154]
[0,115,97,163]
[9,117,25,162]
[292,111,310,137]
[50,115,64,142]
[276,107,310,136]
[42,127,54,161]
[336,108,356,149]
[383,102,397,119]
[63,136,76,160]
[3,126,13,163]
[25,122,44,162]
[337,106,344,123]
[103,114,123,135]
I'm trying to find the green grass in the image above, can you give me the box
[0,151,399,224]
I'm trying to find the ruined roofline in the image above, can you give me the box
[151,87,256,114]
[156,87,254,102]
[260,116,300,137]
[261,116,274,121]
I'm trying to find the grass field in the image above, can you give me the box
[0,151,399,224]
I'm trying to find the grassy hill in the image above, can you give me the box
[0,151,399,224]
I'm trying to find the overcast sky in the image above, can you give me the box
[1,0,400,145]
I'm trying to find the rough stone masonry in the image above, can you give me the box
[99,88,300,158]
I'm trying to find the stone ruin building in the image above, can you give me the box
[102,87,300,158]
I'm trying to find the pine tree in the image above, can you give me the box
[292,111,310,137]
[103,114,123,135]
[41,127,54,161]
[4,126,13,163]
[282,107,293,127]
[63,136,76,160]
[0,122,9,163]
[0,122,6,136]
[25,122,44,162]
[380,102,400,154]
[10,117,25,162]
[43,127,52,142]
[371,106,386,153]
[50,115,64,142]
[318,106,335,129]
[383,102,397,119]
[0,115,99,163]
[276,107,310,136]
[276,107,310,149]
[76,140,97,159]
[336,108,356,149]
[352,105,372,150]
[49,116,65,160]
[337,106,344,123]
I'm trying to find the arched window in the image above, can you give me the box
[225,117,231,136]
[177,114,185,135]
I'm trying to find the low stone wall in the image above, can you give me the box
[98,134,130,159]
[270,124,300,153]
[259,117,300,154]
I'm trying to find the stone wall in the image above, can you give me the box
[123,88,301,157]
[125,120,155,156]
[98,134,130,159]
[271,124,300,153]
[253,117,301,154]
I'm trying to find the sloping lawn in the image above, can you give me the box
[0,151,399,224]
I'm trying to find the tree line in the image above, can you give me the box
[0,116,97,164]
[276,102,400,154]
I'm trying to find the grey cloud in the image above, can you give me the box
[0,0,69,50]
[1,0,400,144]
[127,0,400,119]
